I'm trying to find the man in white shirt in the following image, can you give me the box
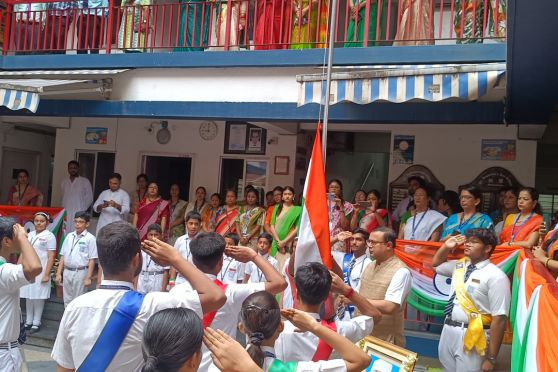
[433,229,510,372]
[0,219,42,372]
[55,211,98,307]
[93,173,130,234]
[61,161,93,233]
[51,221,226,372]
[172,211,202,284]
[189,232,287,371]
[276,261,381,362]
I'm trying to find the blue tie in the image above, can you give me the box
[444,264,476,318]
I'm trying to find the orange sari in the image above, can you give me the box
[499,213,543,244]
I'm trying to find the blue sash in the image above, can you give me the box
[341,253,355,318]
[77,290,145,372]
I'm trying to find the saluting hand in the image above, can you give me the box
[224,245,257,263]
[444,234,466,252]
[142,238,180,267]
[329,270,348,294]
[281,308,319,333]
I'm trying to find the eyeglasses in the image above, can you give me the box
[366,240,386,246]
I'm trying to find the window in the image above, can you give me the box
[219,158,268,204]
[76,151,116,213]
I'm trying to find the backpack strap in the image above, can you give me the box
[77,291,145,372]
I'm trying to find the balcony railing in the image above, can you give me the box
[2,0,506,55]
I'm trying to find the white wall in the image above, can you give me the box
[51,118,297,206]
[301,123,537,190]
[0,125,55,204]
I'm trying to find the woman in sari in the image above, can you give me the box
[184,186,209,218]
[202,193,222,232]
[441,186,493,240]
[328,179,354,251]
[168,184,188,245]
[214,190,239,236]
[289,0,327,49]
[492,187,519,238]
[500,187,543,248]
[176,0,210,51]
[399,186,447,241]
[118,0,151,52]
[254,0,288,50]
[392,0,434,46]
[269,186,301,272]
[344,0,388,47]
[133,182,170,241]
[130,174,149,218]
[350,189,391,233]
[207,0,247,50]
[235,188,265,249]
[7,169,43,206]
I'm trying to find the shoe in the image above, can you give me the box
[24,324,32,330]
[29,325,40,334]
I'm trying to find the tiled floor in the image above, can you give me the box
[21,345,57,372]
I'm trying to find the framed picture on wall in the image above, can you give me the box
[274,156,290,175]
[224,122,267,155]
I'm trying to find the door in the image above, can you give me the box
[142,154,192,200]
[1,148,40,203]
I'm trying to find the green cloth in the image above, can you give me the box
[175,0,210,51]
[118,0,152,52]
[269,360,298,372]
[344,0,387,47]
[270,204,302,256]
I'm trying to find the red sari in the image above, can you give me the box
[214,206,239,236]
[499,213,543,244]
[254,0,288,49]
[7,184,43,206]
[136,198,170,240]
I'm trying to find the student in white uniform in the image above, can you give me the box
[172,211,202,285]
[55,211,97,307]
[276,262,381,362]
[219,233,245,284]
[51,221,226,372]
[332,229,372,319]
[61,160,93,233]
[93,172,131,234]
[137,224,169,294]
[238,291,371,372]
[0,219,42,372]
[244,233,280,283]
[433,229,510,372]
[20,212,57,333]
[188,232,286,371]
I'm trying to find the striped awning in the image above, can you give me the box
[297,63,506,106]
[0,86,40,112]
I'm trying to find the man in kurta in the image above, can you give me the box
[93,173,130,234]
[61,161,93,233]
[353,227,412,346]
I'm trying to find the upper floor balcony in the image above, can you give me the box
[1,0,506,60]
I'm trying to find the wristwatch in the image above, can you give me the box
[486,356,497,365]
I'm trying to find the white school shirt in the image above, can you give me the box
[332,252,372,289]
[93,188,131,234]
[141,251,169,273]
[262,346,347,372]
[173,233,196,284]
[435,259,511,323]
[51,280,202,371]
[20,230,57,300]
[218,256,246,284]
[355,266,412,306]
[275,312,373,362]
[245,254,279,283]
[0,262,30,343]
[60,230,98,268]
[61,176,94,232]
[194,273,265,372]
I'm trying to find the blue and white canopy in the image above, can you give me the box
[0,85,40,112]
[297,63,506,106]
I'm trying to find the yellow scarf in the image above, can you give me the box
[453,258,492,355]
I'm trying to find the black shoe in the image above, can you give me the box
[24,324,32,330]
[29,325,40,334]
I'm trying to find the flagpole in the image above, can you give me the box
[321,0,337,168]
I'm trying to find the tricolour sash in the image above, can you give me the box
[453,258,492,355]
[77,291,145,372]
[311,320,338,361]
[202,279,228,328]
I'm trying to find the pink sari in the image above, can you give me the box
[136,198,170,240]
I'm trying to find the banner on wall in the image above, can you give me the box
[0,206,67,251]
[394,240,520,316]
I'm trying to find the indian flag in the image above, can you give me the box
[295,124,332,270]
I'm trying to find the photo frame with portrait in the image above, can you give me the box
[224,122,266,155]
[359,336,418,372]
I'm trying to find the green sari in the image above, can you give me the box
[270,204,302,256]
[344,0,388,47]
[175,0,210,51]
